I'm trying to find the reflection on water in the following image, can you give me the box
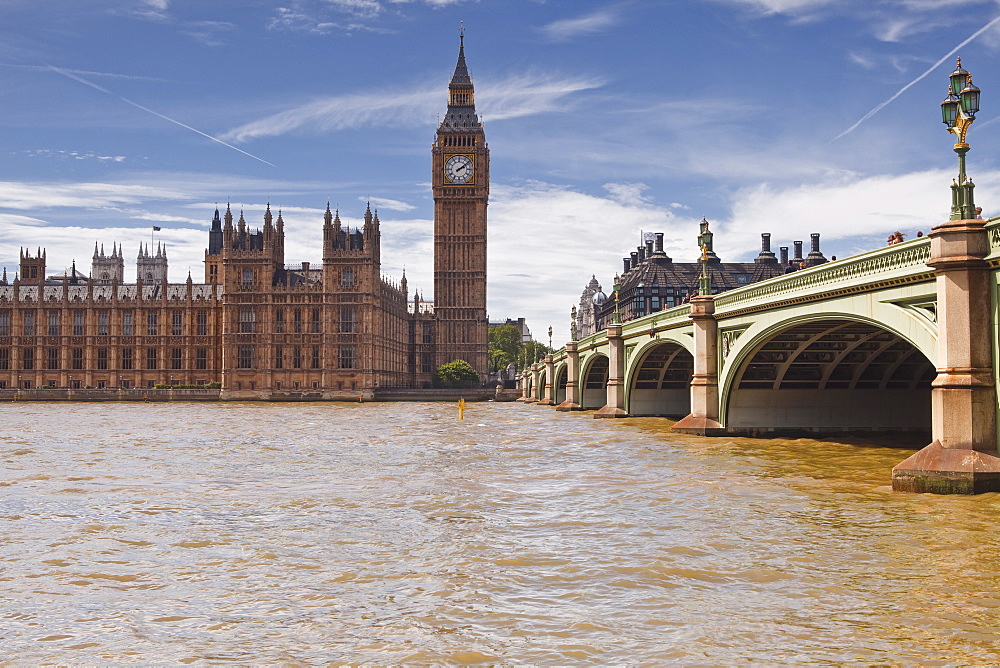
[2,402,999,663]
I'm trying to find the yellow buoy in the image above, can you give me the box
[458,397,465,420]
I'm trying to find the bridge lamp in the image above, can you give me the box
[613,273,621,324]
[571,305,578,341]
[941,57,981,220]
[548,325,553,350]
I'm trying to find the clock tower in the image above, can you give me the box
[432,33,489,377]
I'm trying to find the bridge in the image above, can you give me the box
[520,216,1000,495]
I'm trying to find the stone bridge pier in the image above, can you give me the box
[891,217,1000,493]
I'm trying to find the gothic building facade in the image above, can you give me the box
[0,39,489,398]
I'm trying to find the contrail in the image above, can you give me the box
[47,64,277,168]
[834,14,1000,141]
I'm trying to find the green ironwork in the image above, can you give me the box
[613,273,621,324]
[942,57,981,220]
[697,218,712,296]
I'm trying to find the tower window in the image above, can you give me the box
[72,313,84,336]
[22,313,34,337]
[0,312,8,336]
[237,346,255,369]
[122,312,133,336]
[196,311,208,336]
[172,311,182,336]
[147,312,158,336]
[339,345,356,369]
[311,308,321,334]
[340,309,356,333]
[98,311,109,336]
[48,311,59,336]
[342,269,354,289]
[239,308,257,333]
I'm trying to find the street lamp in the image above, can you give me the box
[548,325,552,351]
[613,273,621,324]
[941,57,981,220]
[697,218,712,296]
[570,305,578,341]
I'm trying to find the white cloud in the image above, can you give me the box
[0,180,188,211]
[541,8,622,41]
[714,169,1000,262]
[709,0,838,17]
[603,182,651,205]
[486,180,684,343]
[363,196,416,212]
[222,73,603,142]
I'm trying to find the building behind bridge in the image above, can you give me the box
[579,221,828,335]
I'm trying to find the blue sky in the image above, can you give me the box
[2,0,1000,344]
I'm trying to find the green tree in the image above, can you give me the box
[433,359,480,388]
[522,340,551,366]
[488,323,522,372]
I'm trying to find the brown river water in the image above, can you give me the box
[2,401,999,664]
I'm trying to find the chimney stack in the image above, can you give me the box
[780,246,789,265]
[792,241,804,264]
[805,232,828,266]
[755,232,777,265]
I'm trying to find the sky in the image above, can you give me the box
[2,0,1000,345]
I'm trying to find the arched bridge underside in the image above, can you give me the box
[628,342,692,417]
[725,319,933,433]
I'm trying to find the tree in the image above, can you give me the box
[522,340,551,366]
[433,359,480,388]
[488,323,522,372]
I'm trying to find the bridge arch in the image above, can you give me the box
[625,338,694,417]
[552,362,568,405]
[580,353,609,409]
[720,314,935,434]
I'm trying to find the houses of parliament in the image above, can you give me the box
[0,38,489,398]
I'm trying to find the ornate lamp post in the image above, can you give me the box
[940,57,981,220]
[697,219,712,296]
[613,273,621,324]
[547,325,552,351]
[570,305,578,342]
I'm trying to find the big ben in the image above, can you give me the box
[432,32,489,377]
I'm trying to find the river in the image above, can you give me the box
[2,401,999,664]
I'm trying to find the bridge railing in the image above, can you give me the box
[712,237,933,316]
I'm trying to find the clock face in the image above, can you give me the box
[445,154,474,184]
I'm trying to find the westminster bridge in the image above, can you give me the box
[520,216,1000,494]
